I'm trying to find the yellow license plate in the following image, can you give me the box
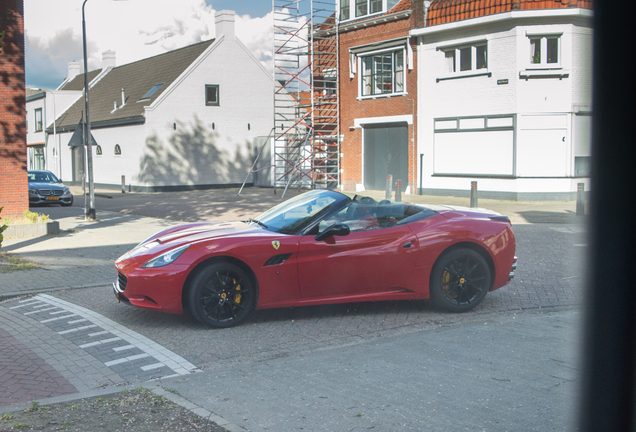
[46,196,60,201]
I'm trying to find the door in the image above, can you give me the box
[297,225,418,299]
[364,122,408,190]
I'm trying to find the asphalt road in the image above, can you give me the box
[23,189,587,431]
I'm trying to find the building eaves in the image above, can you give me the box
[53,39,215,131]
[26,89,45,102]
[426,0,593,26]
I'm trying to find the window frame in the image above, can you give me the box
[527,34,562,69]
[205,84,220,107]
[341,0,385,21]
[34,108,43,132]
[441,42,488,76]
[359,48,406,98]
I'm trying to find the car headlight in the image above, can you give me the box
[29,188,39,195]
[142,244,190,268]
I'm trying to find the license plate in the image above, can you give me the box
[112,283,120,303]
[46,196,60,201]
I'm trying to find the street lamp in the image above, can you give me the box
[81,0,126,220]
[81,0,95,220]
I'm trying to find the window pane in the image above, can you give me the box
[35,109,43,132]
[444,50,455,73]
[370,0,382,13]
[547,37,559,63]
[476,45,487,69]
[459,47,471,71]
[356,0,367,17]
[362,57,372,95]
[340,0,350,20]
[206,85,219,106]
[394,51,404,92]
[530,38,541,64]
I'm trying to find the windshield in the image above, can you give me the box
[28,171,60,183]
[255,190,350,234]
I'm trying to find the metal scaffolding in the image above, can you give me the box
[272,0,340,195]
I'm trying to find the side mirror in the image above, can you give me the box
[315,222,350,242]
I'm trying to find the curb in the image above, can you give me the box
[147,384,246,432]
[3,221,60,238]
[0,283,113,302]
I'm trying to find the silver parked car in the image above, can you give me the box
[27,170,74,206]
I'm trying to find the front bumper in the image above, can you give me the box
[29,191,73,205]
[113,256,188,314]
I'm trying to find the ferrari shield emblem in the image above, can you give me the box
[272,241,280,250]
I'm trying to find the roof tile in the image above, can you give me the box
[427,0,592,25]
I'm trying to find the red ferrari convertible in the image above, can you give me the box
[113,190,517,328]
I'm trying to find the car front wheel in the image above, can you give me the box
[430,248,491,312]
[187,262,257,328]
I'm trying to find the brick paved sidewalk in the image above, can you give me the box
[0,327,77,406]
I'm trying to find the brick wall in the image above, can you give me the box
[0,0,28,218]
[339,15,418,192]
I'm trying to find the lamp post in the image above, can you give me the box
[82,0,96,220]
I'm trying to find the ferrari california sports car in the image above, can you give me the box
[113,190,517,328]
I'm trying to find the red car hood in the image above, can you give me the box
[120,221,270,265]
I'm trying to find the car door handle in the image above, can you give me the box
[402,241,412,248]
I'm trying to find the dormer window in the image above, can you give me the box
[340,0,400,21]
[139,82,164,101]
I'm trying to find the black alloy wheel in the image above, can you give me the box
[430,248,491,312]
[188,262,257,328]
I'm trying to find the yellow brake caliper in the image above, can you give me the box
[442,271,450,293]
[232,278,242,308]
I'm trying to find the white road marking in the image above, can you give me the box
[35,294,199,376]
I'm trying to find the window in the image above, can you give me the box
[361,49,404,96]
[95,145,102,156]
[205,84,220,106]
[444,43,487,73]
[139,82,164,101]
[529,35,560,66]
[34,108,43,132]
[114,144,121,155]
[340,0,350,20]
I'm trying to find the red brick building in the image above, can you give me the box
[0,0,28,218]
[337,0,425,193]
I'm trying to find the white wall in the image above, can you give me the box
[139,33,274,187]
[415,10,593,197]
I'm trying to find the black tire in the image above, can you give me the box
[187,262,257,328]
[430,248,491,312]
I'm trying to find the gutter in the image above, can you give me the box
[410,8,593,37]
[47,115,145,134]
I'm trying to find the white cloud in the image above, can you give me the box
[24,0,276,88]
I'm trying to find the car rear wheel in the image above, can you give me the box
[188,262,257,328]
[430,248,491,312]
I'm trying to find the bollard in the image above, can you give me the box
[385,175,393,199]
[395,179,402,202]
[121,175,126,194]
[470,181,478,208]
[576,182,585,216]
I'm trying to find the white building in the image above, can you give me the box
[412,2,593,200]
[26,87,82,174]
[48,10,273,191]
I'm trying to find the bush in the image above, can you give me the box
[0,207,8,252]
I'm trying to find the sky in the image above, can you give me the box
[24,0,276,90]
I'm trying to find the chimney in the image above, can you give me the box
[68,62,81,81]
[215,10,235,40]
[102,50,116,69]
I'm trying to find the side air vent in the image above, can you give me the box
[264,253,292,267]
